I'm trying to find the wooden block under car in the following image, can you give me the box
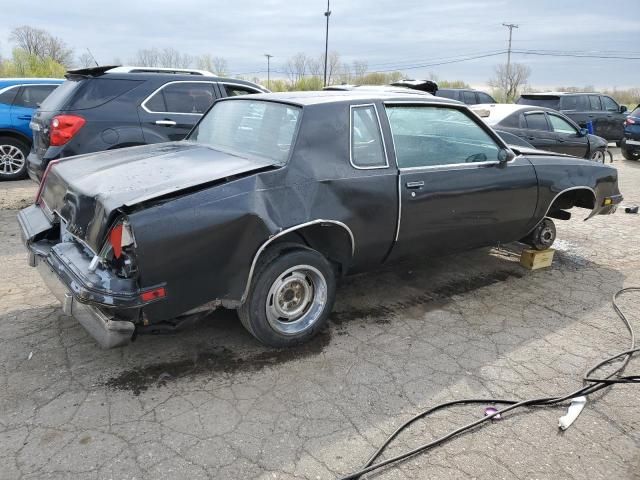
[520,248,555,270]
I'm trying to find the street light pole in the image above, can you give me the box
[264,54,273,90]
[323,0,331,87]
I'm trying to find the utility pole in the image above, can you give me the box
[502,23,518,76]
[323,0,331,87]
[264,54,273,90]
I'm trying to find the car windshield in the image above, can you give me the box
[188,99,301,164]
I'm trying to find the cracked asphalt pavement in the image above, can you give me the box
[1,151,639,479]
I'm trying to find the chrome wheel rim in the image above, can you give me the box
[0,144,25,174]
[266,264,327,335]
[591,150,605,163]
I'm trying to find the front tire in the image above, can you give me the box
[621,143,640,161]
[238,247,336,347]
[0,137,29,180]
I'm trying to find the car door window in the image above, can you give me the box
[601,96,619,112]
[350,105,387,168]
[386,105,501,168]
[13,85,58,109]
[548,114,577,134]
[222,84,262,96]
[0,86,19,106]
[477,92,495,104]
[524,112,550,131]
[463,91,477,104]
[588,95,602,111]
[144,82,216,114]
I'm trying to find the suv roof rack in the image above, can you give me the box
[107,66,215,76]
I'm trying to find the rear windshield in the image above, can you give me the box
[39,77,142,111]
[188,99,301,164]
[517,96,560,109]
[631,106,640,117]
[435,89,458,100]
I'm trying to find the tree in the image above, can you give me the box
[0,48,66,77]
[285,53,308,83]
[489,63,530,102]
[212,57,228,76]
[10,25,73,66]
[77,52,95,68]
[352,60,367,82]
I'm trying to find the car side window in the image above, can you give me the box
[222,84,262,96]
[560,96,579,110]
[463,91,477,104]
[386,105,501,168]
[524,112,550,131]
[478,92,494,103]
[13,85,58,108]
[588,95,602,111]
[601,96,619,112]
[0,87,19,106]
[144,82,216,114]
[350,105,387,168]
[548,114,577,134]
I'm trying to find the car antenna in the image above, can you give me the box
[86,48,99,67]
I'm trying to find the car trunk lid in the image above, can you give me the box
[39,142,278,253]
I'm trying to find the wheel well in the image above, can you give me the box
[549,188,596,217]
[0,130,30,147]
[266,223,354,276]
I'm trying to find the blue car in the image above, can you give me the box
[0,78,63,179]
[621,105,640,161]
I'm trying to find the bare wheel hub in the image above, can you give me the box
[266,265,328,335]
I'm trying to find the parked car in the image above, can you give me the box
[27,65,268,181]
[435,88,496,105]
[517,92,628,143]
[621,105,640,160]
[471,104,609,161]
[324,79,438,95]
[0,78,63,179]
[19,91,622,349]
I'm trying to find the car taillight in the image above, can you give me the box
[107,221,135,259]
[35,159,61,205]
[625,117,636,126]
[50,115,85,146]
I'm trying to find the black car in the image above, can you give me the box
[621,105,640,160]
[472,104,609,161]
[517,92,628,143]
[435,88,496,105]
[27,65,268,181]
[18,91,622,349]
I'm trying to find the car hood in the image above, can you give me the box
[40,141,277,252]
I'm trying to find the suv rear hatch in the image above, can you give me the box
[30,72,143,170]
[517,94,561,109]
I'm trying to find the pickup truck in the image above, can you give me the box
[18,91,622,349]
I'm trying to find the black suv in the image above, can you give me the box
[435,88,496,105]
[28,66,268,181]
[517,92,628,143]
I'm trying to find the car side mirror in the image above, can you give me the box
[620,105,628,113]
[498,148,515,163]
[578,128,588,137]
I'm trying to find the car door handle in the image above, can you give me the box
[155,120,177,126]
[406,181,425,189]
[18,115,32,120]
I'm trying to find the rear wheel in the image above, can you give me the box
[621,144,640,161]
[522,218,556,251]
[0,137,29,180]
[238,247,336,347]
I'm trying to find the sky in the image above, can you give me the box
[1,0,639,88]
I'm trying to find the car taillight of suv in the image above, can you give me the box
[50,115,86,146]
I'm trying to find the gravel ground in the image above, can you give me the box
[0,151,639,480]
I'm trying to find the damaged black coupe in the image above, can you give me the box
[18,91,622,348]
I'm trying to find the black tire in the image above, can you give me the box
[238,247,336,348]
[621,144,640,161]
[0,136,29,180]
[522,218,556,251]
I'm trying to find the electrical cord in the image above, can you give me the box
[339,287,640,480]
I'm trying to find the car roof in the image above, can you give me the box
[0,78,64,87]
[224,90,462,106]
[470,103,560,125]
[520,91,602,97]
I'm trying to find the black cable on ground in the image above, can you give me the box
[339,287,640,480]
